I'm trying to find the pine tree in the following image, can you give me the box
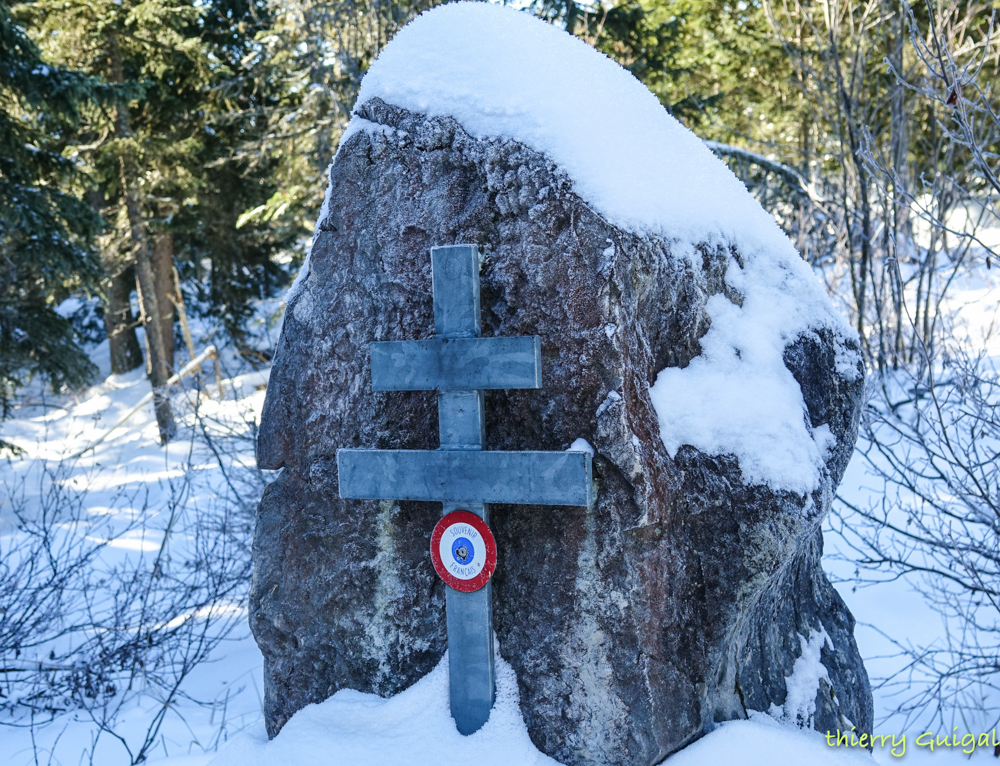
[0,1,101,446]
[22,0,294,437]
[231,0,442,260]
[171,0,291,353]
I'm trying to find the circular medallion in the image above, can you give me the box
[430,510,497,593]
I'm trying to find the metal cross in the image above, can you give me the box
[338,244,592,735]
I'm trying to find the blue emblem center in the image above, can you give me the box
[451,537,474,565]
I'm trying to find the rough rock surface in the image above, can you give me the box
[252,99,872,765]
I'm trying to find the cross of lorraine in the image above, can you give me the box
[337,244,593,736]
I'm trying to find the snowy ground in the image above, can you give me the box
[0,310,277,766]
[1,287,997,765]
[0,284,994,766]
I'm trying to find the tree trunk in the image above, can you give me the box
[152,232,176,376]
[564,0,578,34]
[86,188,143,374]
[108,29,175,443]
[106,266,144,374]
[888,1,911,366]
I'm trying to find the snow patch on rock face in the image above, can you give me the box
[206,651,557,766]
[343,1,856,494]
[284,251,311,306]
[650,250,847,494]
[768,627,833,728]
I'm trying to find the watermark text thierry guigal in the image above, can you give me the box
[827,727,1000,757]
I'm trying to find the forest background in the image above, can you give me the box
[4,0,997,433]
[2,0,1000,761]
[0,0,1000,440]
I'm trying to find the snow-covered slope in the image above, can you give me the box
[342,2,857,493]
[0,321,275,766]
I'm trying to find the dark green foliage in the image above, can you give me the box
[173,0,292,345]
[587,2,700,116]
[0,1,100,426]
[175,155,289,345]
[21,0,296,351]
[229,0,445,274]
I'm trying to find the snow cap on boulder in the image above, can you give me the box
[338,1,859,493]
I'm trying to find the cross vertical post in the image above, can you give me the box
[432,245,496,735]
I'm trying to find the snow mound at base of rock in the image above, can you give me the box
[206,651,558,766]
[205,662,877,766]
[667,715,877,766]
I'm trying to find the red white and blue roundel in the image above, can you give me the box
[430,510,497,593]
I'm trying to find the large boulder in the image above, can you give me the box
[251,5,871,765]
